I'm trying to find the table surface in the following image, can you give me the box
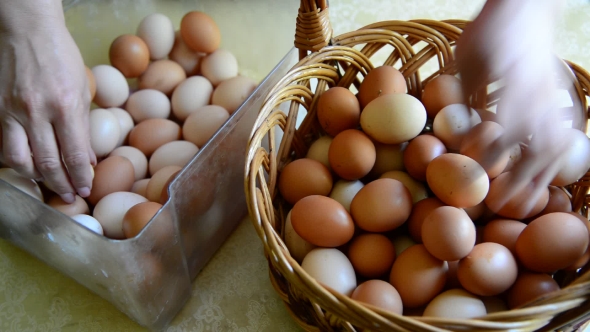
[2,1,590,331]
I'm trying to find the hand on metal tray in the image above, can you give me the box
[455,0,576,213]
[0,0,95,204]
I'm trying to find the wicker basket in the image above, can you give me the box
[245,1,590,331]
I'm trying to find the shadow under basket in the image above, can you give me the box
[245,1,590,331]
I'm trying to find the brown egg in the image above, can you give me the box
[85,66,97,101]
[291,195,355,247]
[182,105,230,147]
[278,158,333,205]
[348,233,396,278]
[122,201,163,238]
[128,119,182,157]
[538,186,572,216]
[138,60,187,95]
[421,74,464,119]
[47,195,90,217]
[351,280,403,315]
[328,129,376,180]
[564,213,590,271]
[445,260,461,289]
[485,172,549,219]
[146,166,181,203]
[516,212,588,273]
[480,296,508,314]
[459,121,510,179]
[507,272,560,309]
[482,219,527,255]
[169,30,204,76]
[180,11,221,53]
[463,201,490,222]
[458,242,518,296]
[109,34,150,78]
[159,170,180,204]
[389,244,448,308]
[433,104,481,150]
[379,171,427,204]
[503,144,523,173]
[211,76,257,114]
[358,66,406,108]
[426,153,489,208]
[422,206,476,261]
[407,197,445,243]
[350,178,412,232]
[317,87,361,137]
[88,155,135,206]
[370,142,407,177]
[403,134,447,181]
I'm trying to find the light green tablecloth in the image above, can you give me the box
[1,1,589,331]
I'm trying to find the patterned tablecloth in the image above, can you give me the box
[1,1,589,331]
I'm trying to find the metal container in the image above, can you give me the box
[0,0,300,330]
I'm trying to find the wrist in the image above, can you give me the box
[0,0,65,36]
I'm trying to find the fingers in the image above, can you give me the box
[53,102,93,198]
[1,118,41,179]
[27,120,76,203]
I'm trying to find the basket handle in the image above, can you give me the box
[295,0,332,60]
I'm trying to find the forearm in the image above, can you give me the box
[0,0,65,35]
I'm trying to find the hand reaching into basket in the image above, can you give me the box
[0,0,96,204]
[455,0,582,213]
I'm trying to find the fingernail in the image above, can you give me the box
[61,193,75,204]
[77,187,90,198]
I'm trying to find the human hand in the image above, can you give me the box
[455,0,577,213]
[0,4,96,204]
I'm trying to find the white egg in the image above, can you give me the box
[136,13,175,60]
[284,210,316,262]
[89,108,121,158]
[71,214,104,235]
[306,136,333,171]
[93,191,148,239]
[301,248,357,296]
[109,146,148,181]
[125,89,171,122]
[423,289,487,319]
[107,107,134,147]
[91,65,129,108]
[200,49,238,86]
[329,180,364,213]
[149,141,198,176]
[171,76,213,121]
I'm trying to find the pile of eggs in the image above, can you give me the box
[280,66,590,318]
[0,11,256,241]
